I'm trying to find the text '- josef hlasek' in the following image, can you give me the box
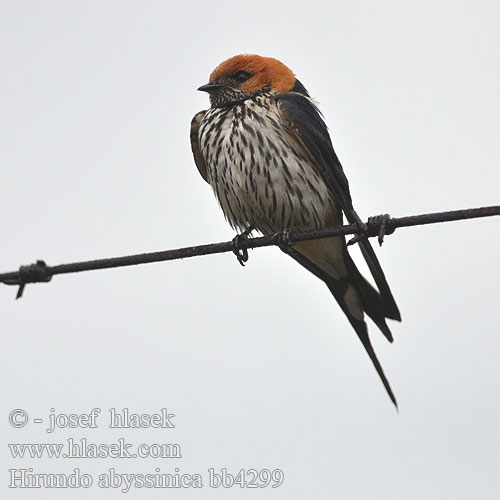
[8,407,175,432]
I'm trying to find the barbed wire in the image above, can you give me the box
[1,205,499,299]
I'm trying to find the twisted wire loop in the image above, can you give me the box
[2,260,52,299]
[1,205,499,300]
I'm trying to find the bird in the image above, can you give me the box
[190,54,401,406]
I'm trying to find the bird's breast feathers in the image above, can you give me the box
[198,95,334,234]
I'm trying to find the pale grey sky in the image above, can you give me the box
[1,1,499,499]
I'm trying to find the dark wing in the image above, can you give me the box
[276,92,401,321]
[190,110,209,183]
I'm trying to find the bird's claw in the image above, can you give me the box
[347,211,395,247]
[275,228,297,255]
[232,230,253,266]
[367,214,394,246]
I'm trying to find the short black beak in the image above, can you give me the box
[197,83,225,93]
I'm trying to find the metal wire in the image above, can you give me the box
[1,205,499,299]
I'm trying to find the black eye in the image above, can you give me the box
[232,71,252,83]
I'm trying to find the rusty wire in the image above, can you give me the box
[1,205,499,299]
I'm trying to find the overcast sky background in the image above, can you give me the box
[1,1,499,499]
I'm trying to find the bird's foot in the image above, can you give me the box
[274,228,297,255]
[231,227,254,266]
[347,210,368,246]
[367,214,395,246]
[347,211,396,247]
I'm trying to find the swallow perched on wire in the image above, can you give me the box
[190,54,401,405]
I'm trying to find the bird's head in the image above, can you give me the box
[198,54,308,107]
